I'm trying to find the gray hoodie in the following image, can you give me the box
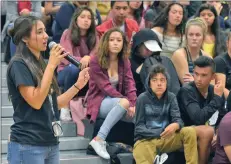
[134,72,184,142]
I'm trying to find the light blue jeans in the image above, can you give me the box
[7,141,59,164]
[97,96,134,140]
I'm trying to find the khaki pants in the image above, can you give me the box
[133,127,198,164]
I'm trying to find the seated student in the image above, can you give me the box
[44,1,65,35]
[139,30,181,95]
[172,18,211,85]
[87,28,137,159]
[130,28,162,96]
[151,2,187,59]
[214,32,231,91]
[177,56,227,164]
[127,1,145,29]
[53,1,101,43]
[57,7,98,121]
[143,9,155,28]
[195,4,227,58]
[133,64,198,164]
[96,1,139,43]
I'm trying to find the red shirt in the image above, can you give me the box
[96,18,139,44]
[18,0,31,14]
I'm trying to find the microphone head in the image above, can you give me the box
[48,41,57,49]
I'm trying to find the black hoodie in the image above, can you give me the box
[134,70,184,142]
[130,28,162,96]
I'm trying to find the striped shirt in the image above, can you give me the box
[152,29,184,58]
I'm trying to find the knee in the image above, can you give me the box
[119,98,130,110]
[181,127,197,139]
[196,126,214,140]
[65,65,80,78]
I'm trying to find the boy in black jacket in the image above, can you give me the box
[133,65,198,164]
[177,56,227,164]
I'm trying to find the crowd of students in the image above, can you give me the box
[2,1,231,164]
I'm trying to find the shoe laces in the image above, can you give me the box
[99,140,107,152]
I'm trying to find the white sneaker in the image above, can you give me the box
[60,108,72,121]
[89,139,110,159]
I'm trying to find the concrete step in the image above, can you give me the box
[1,137,90,154]
[1,106,13,118]
[2,77,7,88]
[1,63,7,79]
[1,150,111,164]
[1,118,78,140]
[1,150,133,164]
[1,88,11,106]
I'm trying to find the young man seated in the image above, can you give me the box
[96,1,139,43]
[177,56,227,164]
[133,65,198,164]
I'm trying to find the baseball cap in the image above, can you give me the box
[144,40,162,52]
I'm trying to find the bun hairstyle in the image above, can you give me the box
[9,16,40,45]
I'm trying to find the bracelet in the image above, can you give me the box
[73,84,80,91]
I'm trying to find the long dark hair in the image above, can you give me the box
[129,2,144,25]
[195,4,221,58]
[9,16,59,94]
[69,7,96,50]
[97,28,129,69]
[152,2,187,46]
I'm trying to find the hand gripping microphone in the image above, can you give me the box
[48,41,81,68]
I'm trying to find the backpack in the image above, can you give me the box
[140,55,181,95]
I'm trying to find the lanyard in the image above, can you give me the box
[48,90,60,121]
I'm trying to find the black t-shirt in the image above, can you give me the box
[7,59,58,146]
[214,53,231,90]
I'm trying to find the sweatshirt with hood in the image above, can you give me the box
[134,72,184,142]
[130,28,162,96]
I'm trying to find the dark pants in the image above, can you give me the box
[57,64,80,92]
[57,64,88,96]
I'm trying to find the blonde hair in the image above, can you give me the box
[185,17,208,39]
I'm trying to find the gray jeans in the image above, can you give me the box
[97,96,133,140]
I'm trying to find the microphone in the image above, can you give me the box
[48,41,81,68]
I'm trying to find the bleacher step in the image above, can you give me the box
[1,137,90,154]
[1,88,11,106]
[1,150,133,164]
[2,118,78,140]
[1,106,14,118]
[1,150,110,164]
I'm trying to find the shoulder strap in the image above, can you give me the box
[184,47,192,63]
[199,50,203,56]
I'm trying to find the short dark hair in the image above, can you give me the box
[149,64,169,82]
[111,1,129,8]
[194,56,216,73]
